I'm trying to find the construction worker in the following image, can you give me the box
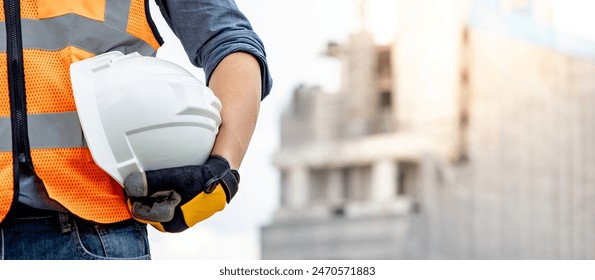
[0,0,271,260]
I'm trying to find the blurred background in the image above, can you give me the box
[148,0,595,259]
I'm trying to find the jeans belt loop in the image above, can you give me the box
[58,212,72,234]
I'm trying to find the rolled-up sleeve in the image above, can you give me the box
[155,0,272,99]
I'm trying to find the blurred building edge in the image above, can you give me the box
[261,0,595,260]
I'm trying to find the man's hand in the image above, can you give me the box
[123,156,239,233]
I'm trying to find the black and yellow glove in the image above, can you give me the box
[123,156,239,233]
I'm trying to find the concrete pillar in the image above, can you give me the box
[286,166,309,209]
[371,159,398,202]
[346,167,367,201]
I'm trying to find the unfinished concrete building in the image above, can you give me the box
[261,0,595,259]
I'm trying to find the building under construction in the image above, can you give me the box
[261,0,595,259]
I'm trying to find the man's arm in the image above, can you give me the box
[208,52,262,170]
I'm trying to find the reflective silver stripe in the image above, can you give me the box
[105,0,132,31]
[0,15,155,55]
[0,0,156,56]
[0,118,10,152]
[0,112,85,152]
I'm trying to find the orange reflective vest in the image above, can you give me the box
[0,0,161,223]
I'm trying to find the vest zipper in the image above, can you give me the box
[4,0,31,194]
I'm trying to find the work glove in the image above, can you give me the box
[123,156,239,233]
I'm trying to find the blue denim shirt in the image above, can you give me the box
[155,0,272,99]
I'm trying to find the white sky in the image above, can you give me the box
[147,0,595,260]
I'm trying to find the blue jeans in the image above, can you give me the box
[0,204,151,260]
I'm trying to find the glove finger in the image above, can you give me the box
[126,198,167,232]
[144,166,207,200]
[129,190,181,223]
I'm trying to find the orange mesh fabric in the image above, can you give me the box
[0,153,14,222]
[127,0,160,50]
[20,0,40,19]
[32,148,131,223]
[0,53,8,117]
[23,48,76,114]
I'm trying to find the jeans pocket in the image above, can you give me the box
[72,218,151,260]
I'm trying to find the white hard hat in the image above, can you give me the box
[70,51,222,186]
